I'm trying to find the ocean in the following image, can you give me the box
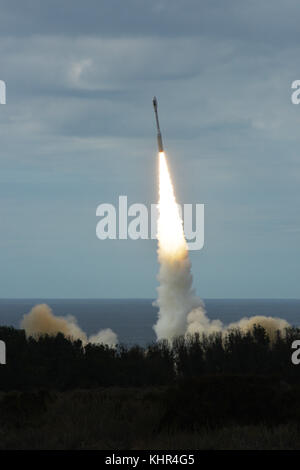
[0,298,299,345]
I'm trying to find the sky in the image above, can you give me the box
[0,0,299,298]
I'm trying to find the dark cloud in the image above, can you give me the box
[0,0,299,46]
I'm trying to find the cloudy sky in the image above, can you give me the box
[0,0,299,298]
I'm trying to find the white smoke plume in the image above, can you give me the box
[153,152,200,339]
[154,152,290,342]
[154,252,201,339]
[20,303,118,347]
[153,152,226,340]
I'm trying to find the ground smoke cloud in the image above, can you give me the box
[186,307,290,341]
[20,304,118,347]
[227,315,290,341]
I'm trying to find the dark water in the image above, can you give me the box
[0,298,299,345]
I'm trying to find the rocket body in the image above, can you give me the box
[153,96,164,152]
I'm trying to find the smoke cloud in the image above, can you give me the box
[186,306,223,336]
[20,303,118,347]
[186,305,290,341]
[154,252,201,340]
[227,315,290,341]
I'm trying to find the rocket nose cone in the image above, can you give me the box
[153,96,157,107]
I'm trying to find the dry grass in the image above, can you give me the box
[0,387,300,450]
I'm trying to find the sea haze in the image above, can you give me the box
[0,299,299,346]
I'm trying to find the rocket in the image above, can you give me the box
[153,96,164,153]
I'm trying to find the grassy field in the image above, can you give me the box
[1,380,300,450]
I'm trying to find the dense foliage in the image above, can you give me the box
[0,325,300,390]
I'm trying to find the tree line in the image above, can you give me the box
[0,325,300,390]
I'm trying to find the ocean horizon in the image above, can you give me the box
[0,298,299,345]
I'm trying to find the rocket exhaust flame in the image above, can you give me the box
[158,152,186,257]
